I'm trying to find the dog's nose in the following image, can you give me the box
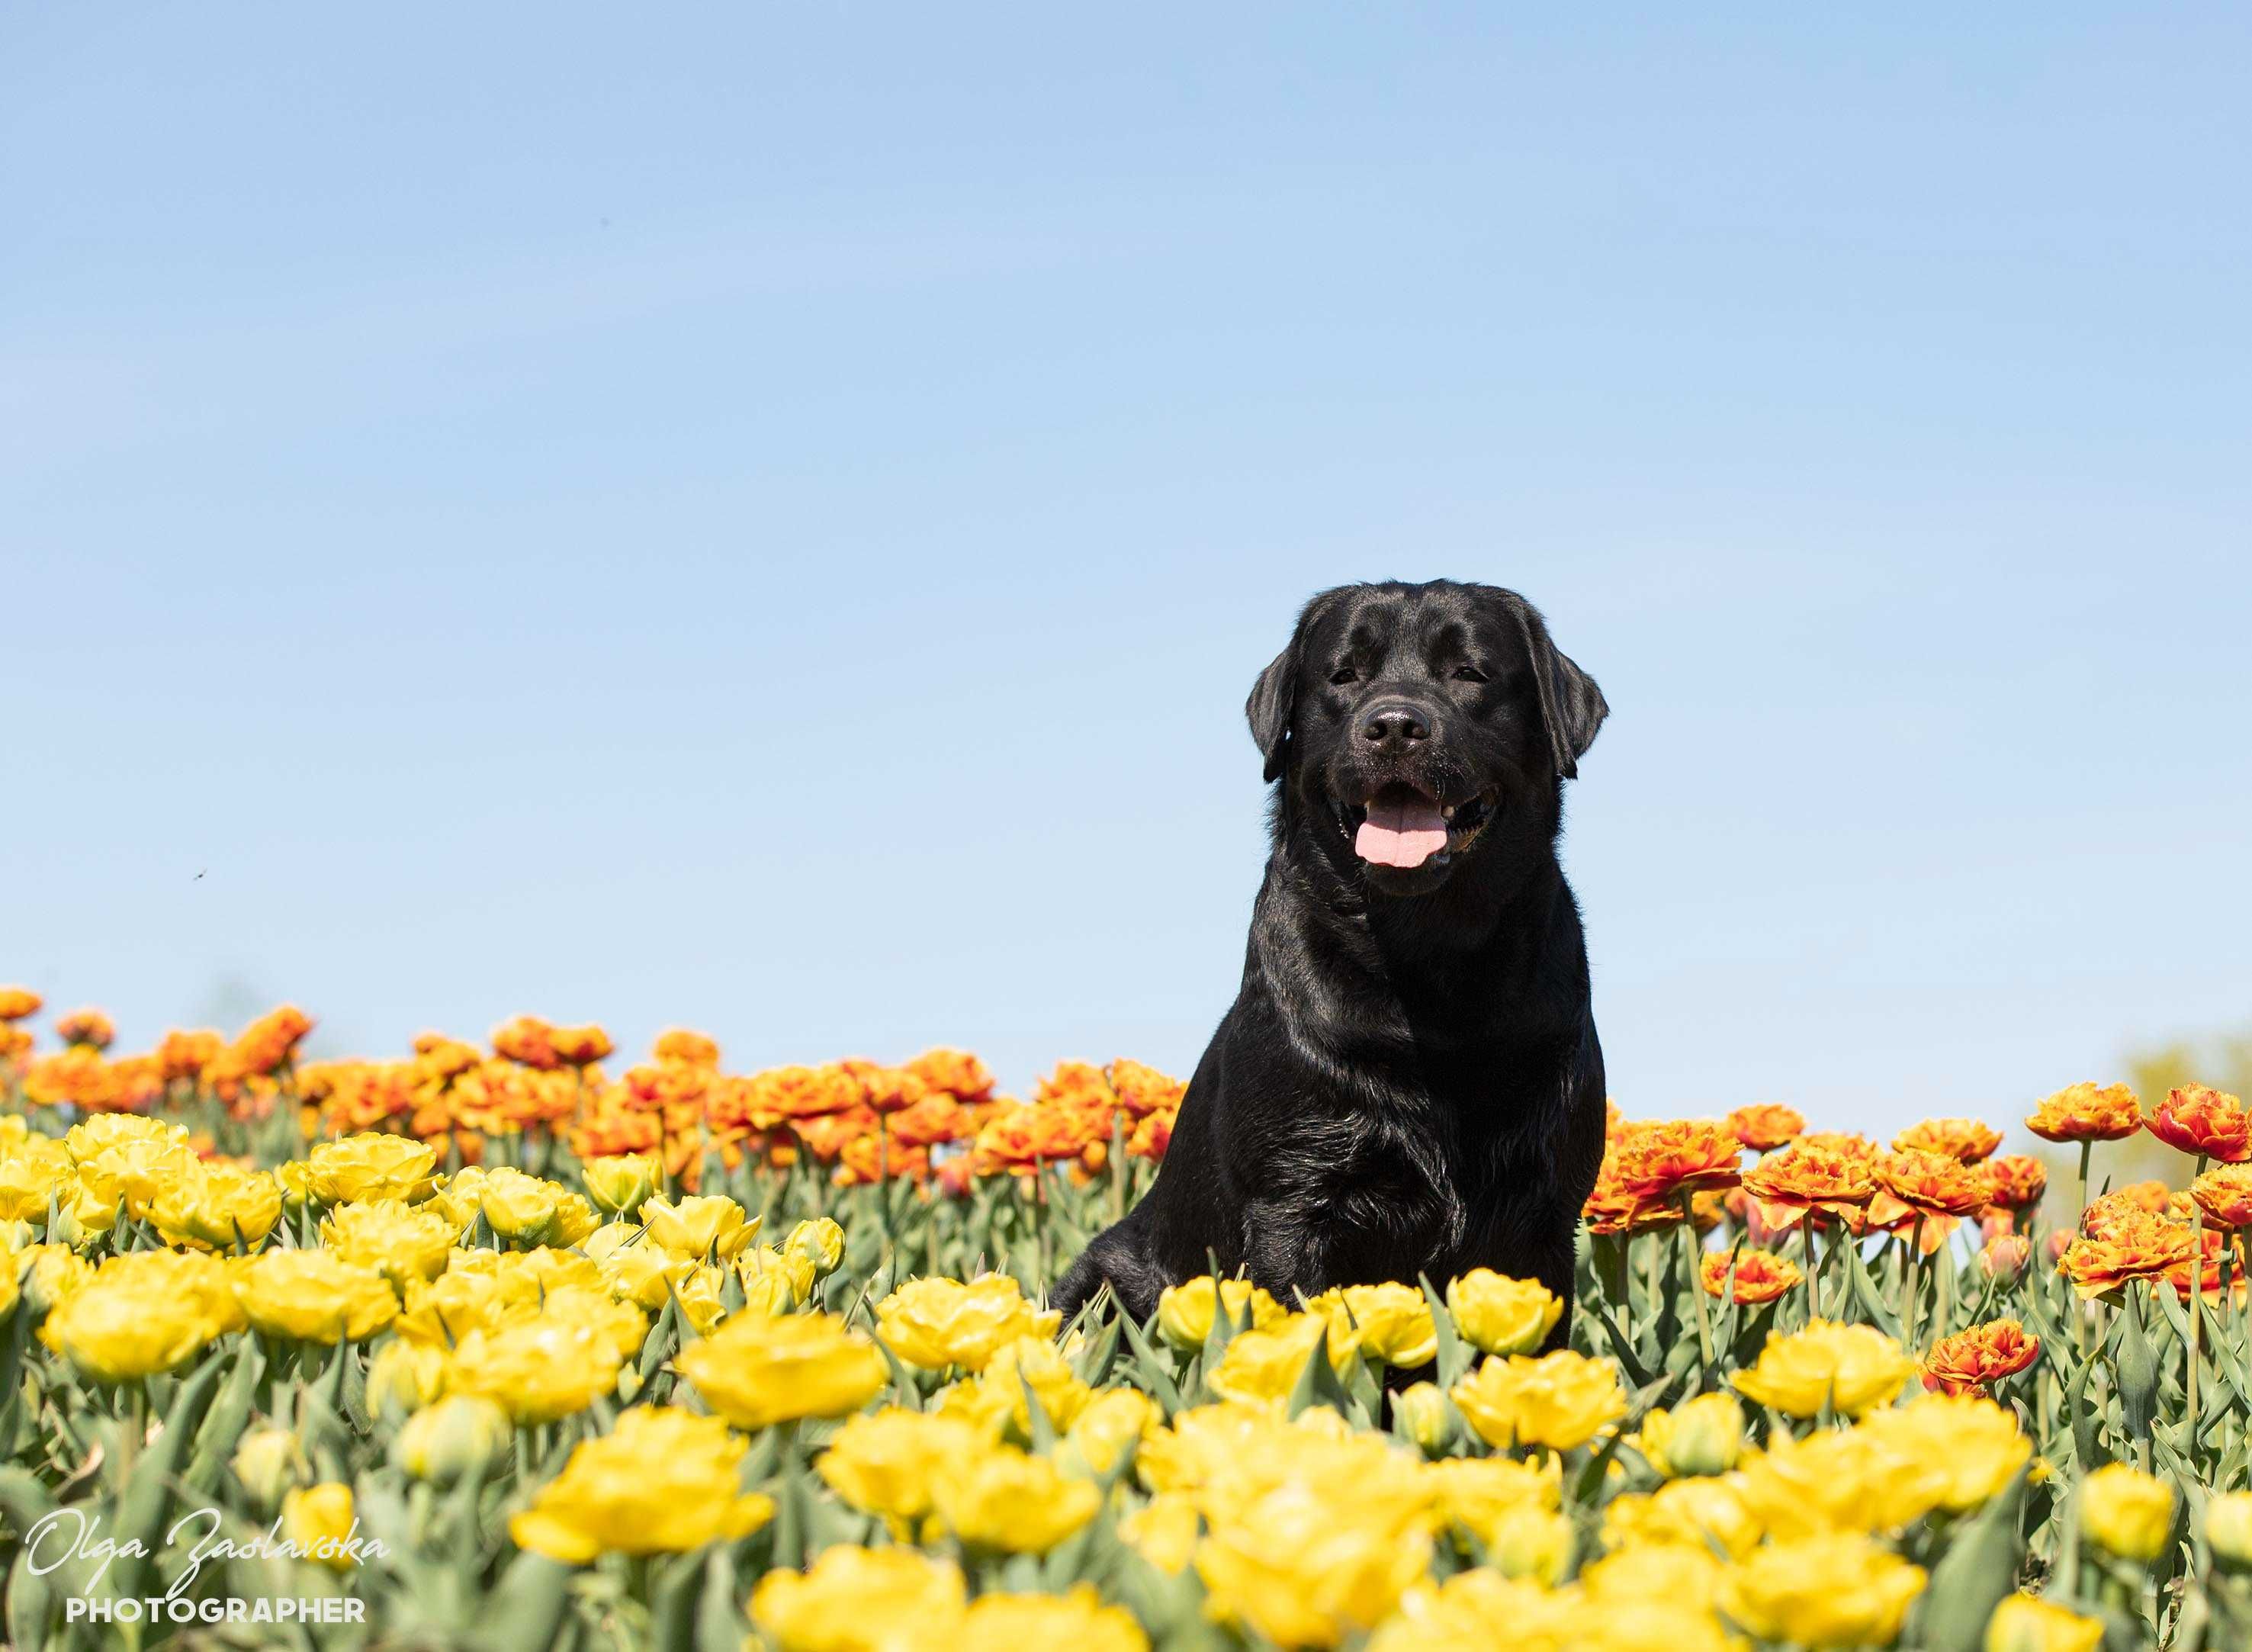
[1361,701,1431,745]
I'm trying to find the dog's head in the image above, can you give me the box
[1246,581,1607,896]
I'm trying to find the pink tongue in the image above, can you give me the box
[1354,795,1449,867]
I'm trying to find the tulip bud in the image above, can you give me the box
[2209,1491,2252,1567]
[232,1426,307,1512]
[396,1395,512,1485]
[786,1217,846,1278]
[1658,1390,1745,1477]
[1981,1233,2032,1283]
[367,1339,450,1417]
[1984,1593,2108,1652]
[1395,1381,1455,1454]
[2080,1463,2174,1564]
[1483,1505,1572,1586]
[582,1152,660,1217]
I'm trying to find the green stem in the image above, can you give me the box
[1678,1194,1715,1372]
[1900,1215,1926,1346]
[2192,1153,2209,1458]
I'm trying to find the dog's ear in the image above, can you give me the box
[1245,590,1339,783]
[1502,594,1608,779]
[1245,643,1297,784]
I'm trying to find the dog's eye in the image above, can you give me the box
[1452,665,1489,683]
[1329,667,1358,686]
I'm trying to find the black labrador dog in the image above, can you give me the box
[1054,580,1608,1340]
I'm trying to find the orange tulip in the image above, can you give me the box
[2025,1081,2142,1144]
[2193,1164,2252,1230]
[1701,1248,1803,1304]
[905,1047,996,1103]
[54,1008,116,1050]
[1892,1117,2003,1165]
[1726,1104,1805,1152]
[651,1028,721,1068]
[1871,1149,1989,1220]
[1923,1319,2039,1396]
[1610,1120,1744,1205]
[1740,1142,1878,1232]
[2146,1085,2252,1163]
[2058,1211,2196,1300]
[1980,1155,2047,1213]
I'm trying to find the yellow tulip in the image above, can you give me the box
[232,1249,398,1344]
[937,1335,1094,1437]
[1858,1394,2030,1512]
[448,1319,626,1425]
[580,1152,660,1216]
[149,1162,284,1252]
[1394,1381,1454,1454]
[1156,1275,1286,1350]
[1481,1503,1572,1584]
[1424,1453,1560,1550]
[1209,1313,1360,1409]
[2208,1490,2252,1567]
[281,1484,365,1572]
[1636,1390,1745,1477]
[958,1586,1148,1652]
[40,1278,214,1384]
[320,1199,458,1289]
[1730,1319,1915,1419]
[1369,1573,1580,1652]
[230,1427,307,1511]
[1444,1268,1562,1355]
[0,1136,69,1222]
[1580,1541,1725,1610]
[875,1274,1059,1371]
[639,1192,757,1261]
[1119,1492,1203,1574]
[785,1216,845,1277]
[1984,1593,2105,1652]
[1195,1480,1434,1647]
[1718,1531,1926,1647]
[677,1310,886,1430]
[509,1408,771,1562]
[1310,1282,1436,1368]
[816,1407,981,1523]
[303,1133,436,1204]
[367,1337,451,1416]
[1601,1477,1762,1560]
[2079,1463,2174,1564]
[1448,1350,1625,1451]
[751,1545,967,1652]
[397,1394,511,1484]
[1059,1387,1156,1478]
[930,1444,1100,1553]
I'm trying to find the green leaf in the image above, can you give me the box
[2114,1287,2160,1448]
[1911,1466,2029,1652]
[111,1351,226,1599]
[471,1553,577,1652]
[1418,1274,1472,1390]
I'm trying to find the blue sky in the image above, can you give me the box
[5,6,2247,1135]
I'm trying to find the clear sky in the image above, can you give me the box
[5,6,2247,1136]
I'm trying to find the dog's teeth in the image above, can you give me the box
[1441,804,1454,821]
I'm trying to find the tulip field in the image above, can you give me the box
[6,995,2252,1648]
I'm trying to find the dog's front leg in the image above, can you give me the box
[1241,1197,1328,1306]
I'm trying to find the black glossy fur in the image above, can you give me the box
[1053,580,1609,1340]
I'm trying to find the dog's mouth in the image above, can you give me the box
[1339,782,1497,869]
